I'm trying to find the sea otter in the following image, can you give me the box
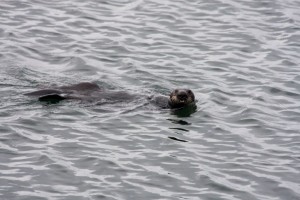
[25,82,195,109]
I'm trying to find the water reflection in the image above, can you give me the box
[167,118,191,125]
[168,136,188,143]
[169,127,189,132]
[170,103,197,118]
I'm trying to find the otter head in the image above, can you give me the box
[168,89,195,109]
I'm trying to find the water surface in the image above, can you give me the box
[0,0,300,199]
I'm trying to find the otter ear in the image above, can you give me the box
[170,89,178,97]
[170,90,175,98]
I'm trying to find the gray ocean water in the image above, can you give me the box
[0,0,300,199]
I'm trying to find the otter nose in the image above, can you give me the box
[177,92,188,100]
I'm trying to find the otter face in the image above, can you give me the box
[169,89,195,108]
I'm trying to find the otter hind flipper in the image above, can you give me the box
[38,94,66,103]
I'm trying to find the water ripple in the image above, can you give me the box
[1,0,300,199]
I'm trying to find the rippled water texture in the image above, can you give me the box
[1,0,300,199]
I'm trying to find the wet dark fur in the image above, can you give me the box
[168,89,195,109]
[25,82,195,109]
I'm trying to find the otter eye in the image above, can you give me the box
[174,89,179,94]
[187,90,192,94]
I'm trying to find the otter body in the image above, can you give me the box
[25,82,195,109]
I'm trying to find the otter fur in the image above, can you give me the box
[25,82,196,109]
